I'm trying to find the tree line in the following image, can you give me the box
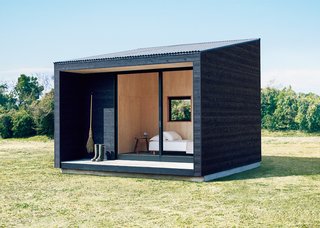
[0,74,54,138]
[262,86,320,132]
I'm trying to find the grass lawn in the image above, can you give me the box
[0,134,319,227]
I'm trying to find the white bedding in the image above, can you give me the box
[149,140,194,154]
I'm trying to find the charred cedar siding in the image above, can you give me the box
[200,40,261,176]
[57,72,115,167]
[58,72,86,164]
[192,59,201,176]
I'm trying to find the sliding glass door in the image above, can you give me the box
[117,69,193,160]
[161,70,194,156]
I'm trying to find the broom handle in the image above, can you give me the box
[89,94,93,130]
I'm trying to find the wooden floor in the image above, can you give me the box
[61,159,194,176]
[118,153,194,163]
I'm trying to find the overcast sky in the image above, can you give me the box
[0,0,319,94]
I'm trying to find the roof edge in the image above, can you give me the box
[54,51,200,65]
[54,38,259,65]
[199,38,260,53]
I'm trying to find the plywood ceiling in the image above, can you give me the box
[64,62,193,74]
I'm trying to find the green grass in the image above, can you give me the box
[0,136,319,227]
[262,129,320,137]
[0,135,52,142]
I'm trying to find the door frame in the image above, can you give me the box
[115,67,193,161]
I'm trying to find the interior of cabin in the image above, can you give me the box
[117,69,193,156]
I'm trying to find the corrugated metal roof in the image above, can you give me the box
[55,38,257,64]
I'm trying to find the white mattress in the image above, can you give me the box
[149,140,194,154]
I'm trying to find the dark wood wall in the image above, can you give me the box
[84,73,116,147]
[192,60,202,176]
[59,72,86,163]
[200,40,261,176]
[58,72,115,165]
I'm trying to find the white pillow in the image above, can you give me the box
[150,131,182,141]
[150,135,159,141]
[163,131,182,141]
[150,135,168,141]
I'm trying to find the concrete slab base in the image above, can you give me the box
[204,162,261,181]
[61,162,260,182]
[61,169,204,182]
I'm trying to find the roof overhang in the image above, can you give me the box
[63,62,193,74]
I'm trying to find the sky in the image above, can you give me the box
[0,0,319,94]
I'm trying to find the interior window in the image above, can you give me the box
[168,96,191,121]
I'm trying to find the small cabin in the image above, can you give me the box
[54,39,261,181]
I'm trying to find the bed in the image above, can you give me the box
[149,131,194,154]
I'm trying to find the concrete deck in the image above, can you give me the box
[61,159,194,176]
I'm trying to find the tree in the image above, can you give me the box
[14,74,44,106]
[0,112,13,138]
[261,87,279,118]
[170,99,191,121]
[306,100,320,132]
[0,84,7,106]
[261,86,320,132]
[29,89,54,137]
[0,83,17,110]
[261,87,280,130]
[12,109,36,138]
[273,87,298,130]
[295,94,310,131]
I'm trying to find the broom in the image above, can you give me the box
[86,93,94,153]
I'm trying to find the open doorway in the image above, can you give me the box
[117,72,159,155]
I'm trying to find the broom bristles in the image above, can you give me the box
[86,131,94,153]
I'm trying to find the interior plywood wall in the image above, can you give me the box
[118,73,158,153]
[163,70,193,140]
